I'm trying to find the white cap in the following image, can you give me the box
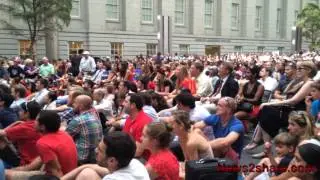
[83,51,90,55]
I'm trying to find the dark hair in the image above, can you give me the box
[311,80,320,91]
[123,81,138,93]
[175,92,195,109]
[129,93,144,110]
[248,66,260,79]
[38,78,49,89]
[193,62,204,72]
[221,62,234,74]
[146,122,173,149]
[150,92,169,112]
[84,80,94,88]
[0,84,11,94]
[37,110,61,132]
[20,101,41,119]
[103,131,136,169]
[14,85,26,98]
[139,92,152,106]
[47,91,57,102]
[138,76,150,90]
[172,110,191,131]
[0,93,14,107]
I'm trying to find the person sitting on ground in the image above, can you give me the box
[121,93,152,161]
[140,92,159,122]
[42,91,57,110]
[287,111,315,143]
[6,110,78,178]
[194,97,244,163]
[245,132,298,180]
[270,138,320,180]
[61,131,150,180]
[141,122,179,180]
[66,95,103,165]
[10,85,27,115]
[0,101,41,167]
[29,78,50,107]
[0,93,17,128]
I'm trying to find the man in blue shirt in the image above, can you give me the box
[194,97,244,163]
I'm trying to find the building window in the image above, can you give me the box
[278,47,284,54]
[71,0,80,17]
[111,42,123,58]
[106,0,120,21]
[68,41,83,56]
[179,44,189,55]
[276,8,281,33]
[19,40,31,57]
[255,6,262,31]
[234,46,242,52]
[146,44,157,56]
[231,3,240,30]
[294,10,299,26]
[141,0,153,23]
[258,46,265,53]
[175,0,185,25]
[204,0,214,28]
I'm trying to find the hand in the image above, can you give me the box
[305,96,313,107]
[259,103,269,110]
[264,142,272,156]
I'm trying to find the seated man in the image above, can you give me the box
[66,95,103,165]
[6,110,78,178]
[61,131,150,180]
[194,97,244,163]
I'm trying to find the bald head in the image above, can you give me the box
[74,95,92,111]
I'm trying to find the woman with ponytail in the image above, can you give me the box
[141,122,179,180]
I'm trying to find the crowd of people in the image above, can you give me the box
[0,50,319,180]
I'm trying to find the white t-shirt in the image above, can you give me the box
[259,76,279,92]
[102,159,150,180]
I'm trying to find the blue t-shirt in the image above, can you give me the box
[204,115,244,155]
[311,99,320,118]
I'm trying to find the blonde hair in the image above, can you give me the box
[288,111,314,141]
[297,61,317,78]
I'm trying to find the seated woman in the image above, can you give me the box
[154,68,174,96]
[287,111,314,143]
[235,66,264,132]
[270,138,320,180]
[171,110,213,160]
[245,61,316,157]
[141,122,179,180]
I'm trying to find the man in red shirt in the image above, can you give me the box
[122,93,152,160]
[5,110,78,179]
[0,101,42,165]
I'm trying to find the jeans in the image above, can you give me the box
[0,160,5,180]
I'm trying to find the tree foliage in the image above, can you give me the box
[297,3,320,49]
[0,0,72,59]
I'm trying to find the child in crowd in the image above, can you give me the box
[245,132,298,180]
[306,80,320,136]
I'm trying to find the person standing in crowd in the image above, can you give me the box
[141,122,179,180]
[61,131,150,180]
[7,57,24,79]
[66,95,103,165]
[70,50,83,77]
[79,51,96,75]
[39,57,55,78]
[122,93,152,160]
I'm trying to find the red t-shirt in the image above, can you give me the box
[146,149,180,180]
[5,121,42,165]
[36,131,78,175]
[123,111,152,159]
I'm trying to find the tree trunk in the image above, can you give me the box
[29,39,37,62]
[45,18,58,61]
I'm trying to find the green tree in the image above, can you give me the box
[297,3,320,50]
[0,0,72,60]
